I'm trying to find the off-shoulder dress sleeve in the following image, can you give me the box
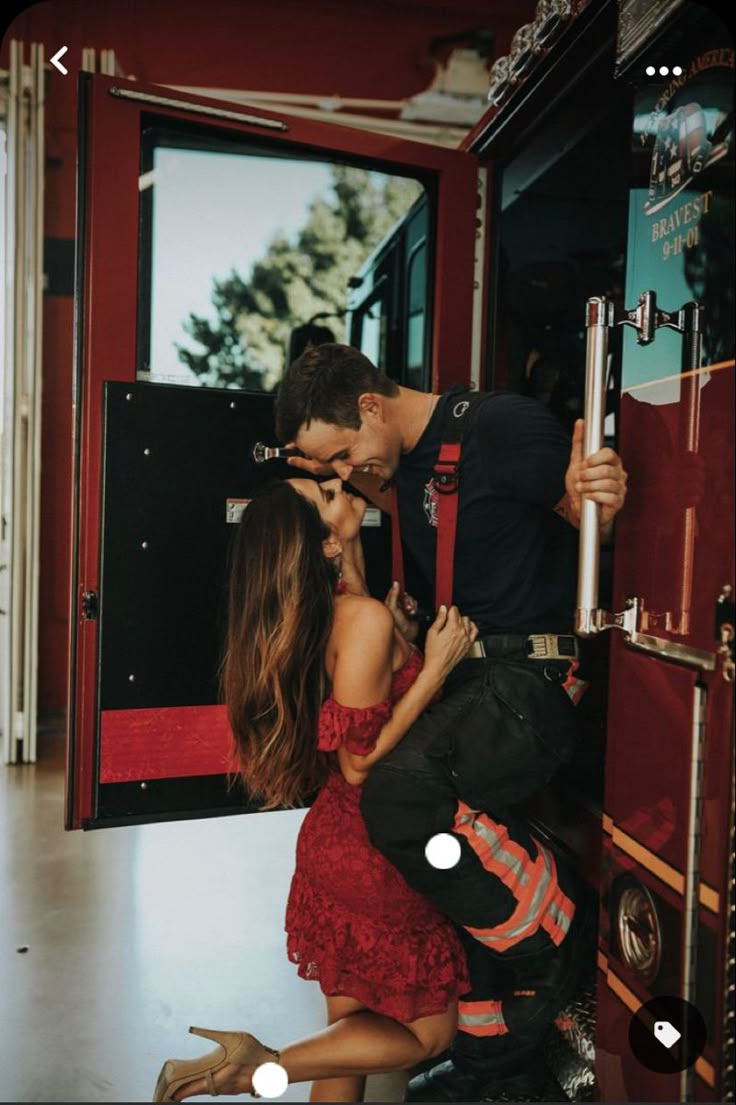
[317,698,392,756]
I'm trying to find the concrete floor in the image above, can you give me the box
[0,728,407,1103]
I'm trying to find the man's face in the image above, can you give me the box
[295,401,401,483]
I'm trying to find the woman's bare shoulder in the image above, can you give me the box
[330,595,394,701]
[333,593,393,637]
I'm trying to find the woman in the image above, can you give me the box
[154,478,477,1103]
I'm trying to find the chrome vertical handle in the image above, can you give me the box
[575,291,707,656]
[576,297,615,636]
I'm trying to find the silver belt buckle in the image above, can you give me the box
[527,633,577,660]
[467,639,486,659]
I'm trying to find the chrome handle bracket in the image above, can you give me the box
[576,596,640,638]
[617,290,703,345]
[577,596,717,671]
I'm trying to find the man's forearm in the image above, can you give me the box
[554,493,614,542]
[600,517,614,544]
[553,494,578,528]
[342,665,445,777]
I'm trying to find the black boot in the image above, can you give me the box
[405,1060,487,1102]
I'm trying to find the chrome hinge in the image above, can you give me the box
[576,595,640,638]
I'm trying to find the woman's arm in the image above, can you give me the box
[331,600,473,783]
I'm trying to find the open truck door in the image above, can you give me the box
[66,73,479,830]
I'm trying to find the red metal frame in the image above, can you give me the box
[99,705,233,782]
[67,74,478,828]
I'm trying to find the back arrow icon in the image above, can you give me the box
[50,46,68,75]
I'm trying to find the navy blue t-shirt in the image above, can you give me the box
[393,390,578,635]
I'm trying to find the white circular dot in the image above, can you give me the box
[425,833,461,869]
[659,65,669,76]
[252,1061,288,1098]
[645,65,656,76]
[672,65,683,76]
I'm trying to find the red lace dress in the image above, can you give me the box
[285,647,470,1023]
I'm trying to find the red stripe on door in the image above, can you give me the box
[99,705,234,782]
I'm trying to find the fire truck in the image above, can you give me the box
[61,0,733,1099]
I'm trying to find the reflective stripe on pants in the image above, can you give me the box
[457,997,509,1037]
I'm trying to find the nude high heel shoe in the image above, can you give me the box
[153,1025,282,1102]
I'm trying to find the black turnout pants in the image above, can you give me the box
[359,648,594,1077]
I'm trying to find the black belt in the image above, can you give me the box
[467,633,579,662]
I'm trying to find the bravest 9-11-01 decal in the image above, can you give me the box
[635,46,733,277]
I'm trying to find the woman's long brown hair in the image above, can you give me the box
[222,481,335,809]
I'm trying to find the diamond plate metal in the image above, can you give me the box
[543,977,596,1101]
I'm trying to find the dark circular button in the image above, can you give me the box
[628,996,706,1073]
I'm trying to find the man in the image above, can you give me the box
[274,344,626,1101]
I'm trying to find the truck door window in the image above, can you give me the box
[405,239,427,390]
[136,122,425,393]
[345,190,431,389]
[489,80,632,443]
[355,286,388,369]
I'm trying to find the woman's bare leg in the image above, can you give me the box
[278,1001,455,1084]
[171,1001,457,1100]
[308,995,367,1103]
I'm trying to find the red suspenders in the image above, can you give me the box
[433,438,462,610]
[390,391,486,610]
[388,489,405,597]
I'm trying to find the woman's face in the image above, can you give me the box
[288,478,366,543]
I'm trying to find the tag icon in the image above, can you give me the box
[629,996,705,1073]
[654,1020,682,1049]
